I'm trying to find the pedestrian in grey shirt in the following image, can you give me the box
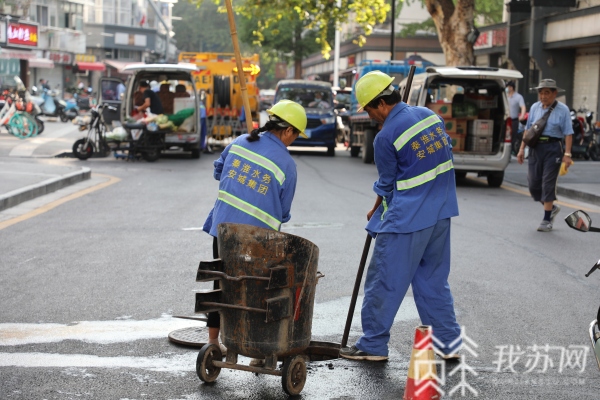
[507,81,526,154]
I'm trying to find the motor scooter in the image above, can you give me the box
[63,97,80,120]
[565,210,600,371]
[30,86,68,122]
[570,109,599,161]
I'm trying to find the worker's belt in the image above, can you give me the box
[537,136,561,143]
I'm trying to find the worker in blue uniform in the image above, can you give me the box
[340,71,462,361]
[202,100,307,361]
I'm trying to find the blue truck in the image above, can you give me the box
[348,60,426,163]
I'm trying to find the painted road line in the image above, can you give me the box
[0,173,120,230]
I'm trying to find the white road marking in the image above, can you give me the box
[0,314,202,346]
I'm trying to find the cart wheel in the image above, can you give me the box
[141,149,160,162]
[281,355,307,396]
[196,344,222,383]
[72,138,94,160]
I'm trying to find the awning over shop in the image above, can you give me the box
[29,58,55,69]
[76,62,106,71]
[104,60,143,74]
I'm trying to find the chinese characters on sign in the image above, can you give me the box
[6,22,38,48]
[228,158,272,195]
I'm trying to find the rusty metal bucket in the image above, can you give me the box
[195,223,320,359]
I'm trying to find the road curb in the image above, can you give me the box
[0,167,91,211]
[505,178,600,207]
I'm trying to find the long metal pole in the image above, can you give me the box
[224,0,254,129]
[332,0,341,87]
[390,0,395,60]
[340,64,417,350]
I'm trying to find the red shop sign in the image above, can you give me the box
[7,22,38,48]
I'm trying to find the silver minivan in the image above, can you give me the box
[399,66,523,187]
[99,63,203,159]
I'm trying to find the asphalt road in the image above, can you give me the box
[1,122,600,399]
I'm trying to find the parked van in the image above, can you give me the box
[399,66,523,187]
[274,80,337,156]
[99,63,203,159]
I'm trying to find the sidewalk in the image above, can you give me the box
[504,158,600,206]
[0,158,90,212]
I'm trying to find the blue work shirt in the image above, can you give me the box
[203,132,298,237]
[366,103,459,236]
[526,101,573,139]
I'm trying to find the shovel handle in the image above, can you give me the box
[341,234,372,348]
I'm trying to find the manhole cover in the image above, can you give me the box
[168,326,209,347]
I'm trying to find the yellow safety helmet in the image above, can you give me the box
[267,100,308,138]
[355,70,395,110]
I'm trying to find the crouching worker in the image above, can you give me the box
[202,100,308,364]
[339,71,462,361]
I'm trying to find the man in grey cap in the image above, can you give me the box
[516,79,573,232]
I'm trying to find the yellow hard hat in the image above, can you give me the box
[355,70,395,110]
[267,100,308,138]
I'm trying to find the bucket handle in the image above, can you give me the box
[198,270,270,283]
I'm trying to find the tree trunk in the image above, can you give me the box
[426,0,475,66]
[294,25,303,79]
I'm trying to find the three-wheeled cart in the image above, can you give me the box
[194,223,322,396]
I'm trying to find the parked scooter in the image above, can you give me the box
[564,210,600,371]
[63,97,80,120]
[30,86,69,122]
[13,76,44,134]
[570,108,599,161]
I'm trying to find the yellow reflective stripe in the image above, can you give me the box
[217,190,281,230]
[381,197,388,220]
[396,160,454,191]
[393,114,442,151]
[230,145,285,185]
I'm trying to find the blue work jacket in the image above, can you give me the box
[366,102,459,236]
[203,132,298,237]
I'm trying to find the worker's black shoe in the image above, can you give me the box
[339,345,388,361]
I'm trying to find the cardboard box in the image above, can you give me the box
[465,94,498,109]
[427,103,452,119]
[468,119,494,137]
[448,132,465,152]
[445,119,468,135]
[174,97,196,114]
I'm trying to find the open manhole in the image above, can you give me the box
[169,327,340,361]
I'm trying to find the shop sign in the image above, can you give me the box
[47,51,73,65]
[348,55,356,67]
[75,54,96,63]
[7,22,38,48]
[474,28,507,50]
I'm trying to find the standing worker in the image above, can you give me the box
[202,100,307,362]
[506,81,526,154]
[339,71,461,361]
[516,79,573,232]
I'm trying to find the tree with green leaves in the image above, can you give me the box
[399,0,504,65]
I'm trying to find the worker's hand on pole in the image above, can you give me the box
[367,196,383,221]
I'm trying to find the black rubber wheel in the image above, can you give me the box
[282,355,307,396]
[350,145,360,157]
[196,344,222,383]
[60,110,69,122]
[191,149,201,159]
[35,117,44,135]
[589,143,600,161]
[72,138,94,160]
[362,129,375,164]
[214,76,231,108]
[326,145,335,157]
[141,148,161,162]
[487,171,504,188]
[455,171,467,179]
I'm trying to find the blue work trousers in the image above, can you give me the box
[356,218,461,356]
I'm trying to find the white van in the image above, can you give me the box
[99,63,203,159]
[399,66,523,187]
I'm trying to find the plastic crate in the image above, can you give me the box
[468,119,494,137]
[468,136,493,153]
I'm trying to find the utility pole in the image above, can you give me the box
[390,0,395,60]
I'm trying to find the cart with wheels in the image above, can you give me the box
[194,223,321,396]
